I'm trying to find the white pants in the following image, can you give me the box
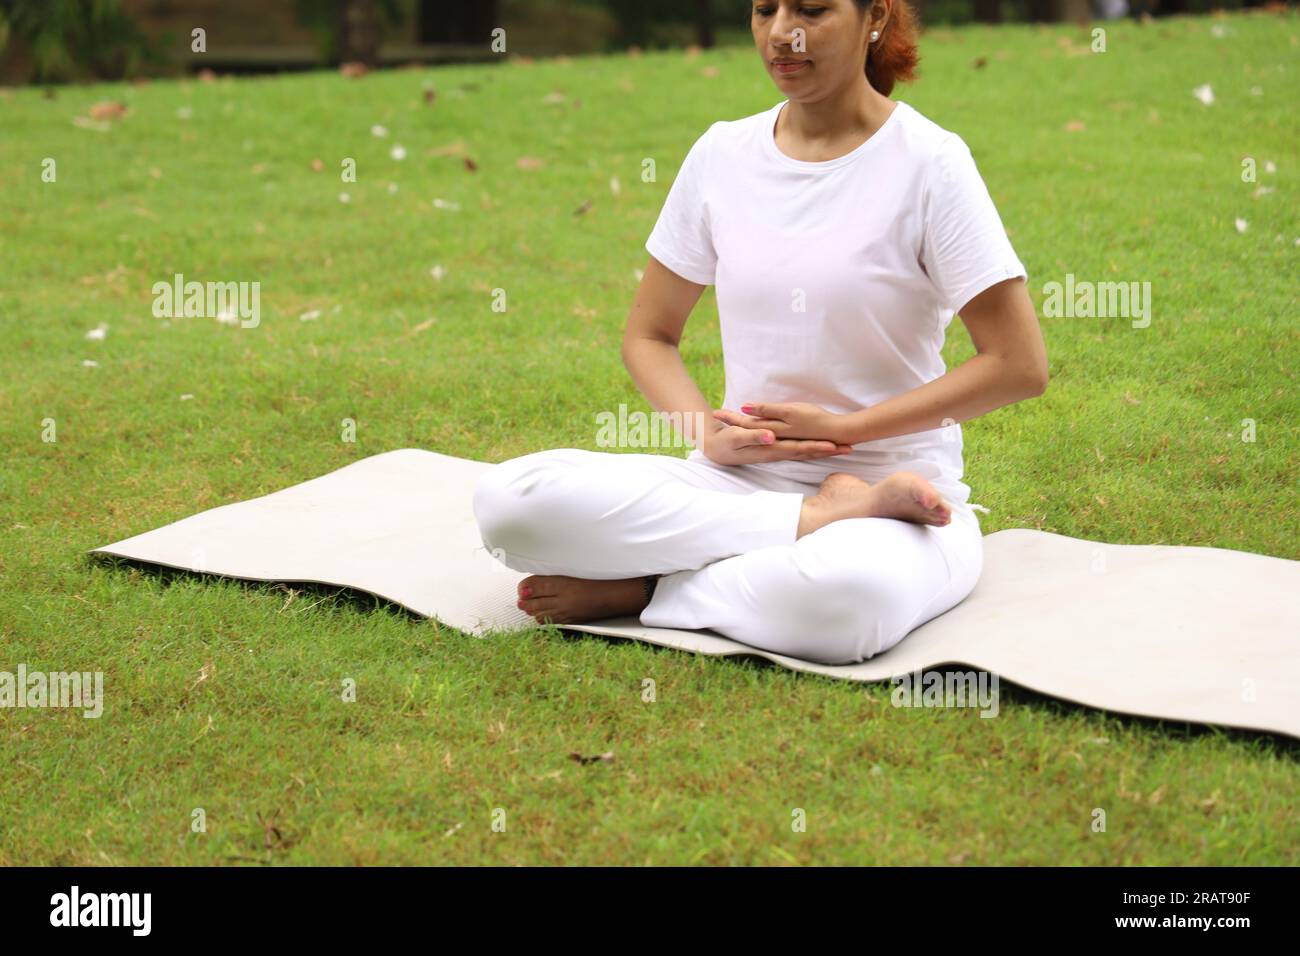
[471,447,984,665]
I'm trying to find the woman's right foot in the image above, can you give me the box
[797,471,951,538]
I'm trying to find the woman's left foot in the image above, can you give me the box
[515,574,652,625]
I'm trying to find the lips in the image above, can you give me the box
[773,59,810,74]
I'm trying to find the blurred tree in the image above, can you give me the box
[293,0,403,66]
[0,0,154,81]
[695,0,715,47]
[602,0,727,49]
[418,0,499,43]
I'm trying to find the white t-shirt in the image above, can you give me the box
[644,98,1028,507]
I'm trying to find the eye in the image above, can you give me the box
[755,5,828,16]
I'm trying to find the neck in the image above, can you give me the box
[779,79,893,144]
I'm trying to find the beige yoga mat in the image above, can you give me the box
[89,449,1300,740]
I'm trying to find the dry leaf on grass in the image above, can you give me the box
[569,751,615,765]
[88,100,128,121]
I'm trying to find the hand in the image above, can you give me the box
[711,401,855,446]
[701,419,854,467]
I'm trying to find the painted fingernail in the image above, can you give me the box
[762,432,774,443]
[521,586,532,597]
[741,404,754,414]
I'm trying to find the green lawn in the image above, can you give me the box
[1,11,1297,865]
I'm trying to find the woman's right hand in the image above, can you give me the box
[701,423,854,466]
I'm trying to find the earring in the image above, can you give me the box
[870,30,880,41]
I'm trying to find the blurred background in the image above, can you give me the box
[0,0,1282,84]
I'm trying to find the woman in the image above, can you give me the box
[472,0,1047,665]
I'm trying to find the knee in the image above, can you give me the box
[773,563,912,664]
[471,451,569,556]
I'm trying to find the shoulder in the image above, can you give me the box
[890,102,971,182]
[694,101,778,157]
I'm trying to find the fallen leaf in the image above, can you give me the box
[89,100,128,121]
[569,751,615,765]
[340,61,369,78]
[430,139,469,157]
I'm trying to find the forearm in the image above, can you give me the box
[621,338,723,449]
[843,352,1044,444]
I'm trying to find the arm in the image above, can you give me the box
[622,257,852,461]
[839,276,1048,444]
[620,256,723,449]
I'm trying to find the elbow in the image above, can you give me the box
[1024,365,1049,398]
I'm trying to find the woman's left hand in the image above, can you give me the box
[711,402,856,446]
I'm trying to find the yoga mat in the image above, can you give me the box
[90,449,1300,740]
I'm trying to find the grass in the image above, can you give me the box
[0,10,1297,865]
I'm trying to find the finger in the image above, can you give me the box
[777,439,847,460]
[730,425,777,448]
[741,402,784,419]
[712,409,746,426]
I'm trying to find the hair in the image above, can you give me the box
[854,0,920,97]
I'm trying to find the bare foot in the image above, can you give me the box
[515,574,652,625]
[797,471,952,538]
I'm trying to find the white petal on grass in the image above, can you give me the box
[1235,218,1248,233]
[215,309,239,325]
[432,198,460,211]
[81,359,99,367]
[176,106,193,119]
[1210,24,1226,39]
[299,309,321,321]
[430,265,446,281]
[388,182,399,194]
[339,192,351,203]
[609,176,621,196]
[84,323,109,340]
[1192,84,1215,106]
[1264,160,1277,174]
[390,145,407,161]
[371,124,389,138]
[1250,86,1263,96]
[179,393,194,401]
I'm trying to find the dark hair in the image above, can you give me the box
[854,0,920,96]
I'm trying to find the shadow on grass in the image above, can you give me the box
[560,628,1300,757]
[87,553,1300,757]
[88,552,436,625]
